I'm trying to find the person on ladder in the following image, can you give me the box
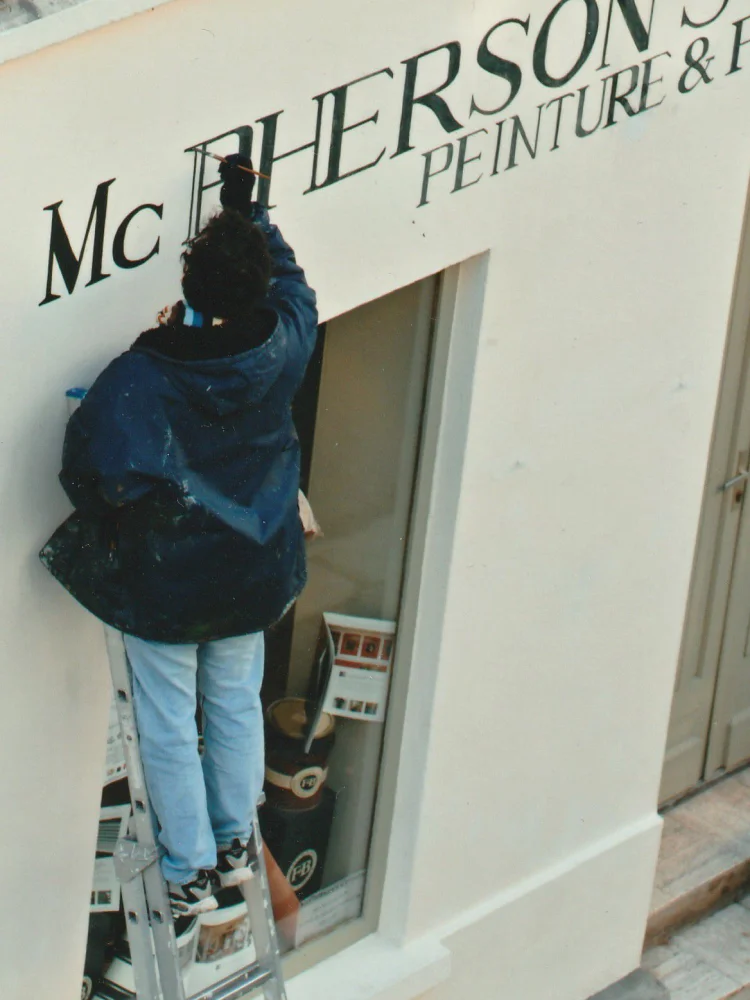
[41,156,318,919]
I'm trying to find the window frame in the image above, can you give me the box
[282,253,489,978]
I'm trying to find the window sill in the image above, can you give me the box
[287,933,451,1000]
[0,0,178,67]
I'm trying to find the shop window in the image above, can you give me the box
[83,273,439,997]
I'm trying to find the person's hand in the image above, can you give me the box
[298,490,323,540]
[156,302,182,326]
[157,302,181,326]
[219,153,256,214]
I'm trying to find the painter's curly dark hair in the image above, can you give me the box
[181,210,272,320]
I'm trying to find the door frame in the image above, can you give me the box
[662,176,750,803]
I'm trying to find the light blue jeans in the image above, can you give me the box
[123,632,265,885]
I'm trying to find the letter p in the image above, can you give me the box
[418,141,455,207]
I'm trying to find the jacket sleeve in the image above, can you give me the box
[59,358,165,515]
[250,204,319,371]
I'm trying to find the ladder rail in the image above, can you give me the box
[240,822,287,1000]
[120,871,162,1000]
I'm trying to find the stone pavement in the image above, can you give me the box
[591,970,668,1000]
[589,900,750,1000]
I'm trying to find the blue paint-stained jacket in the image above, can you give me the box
[40,206,318,642]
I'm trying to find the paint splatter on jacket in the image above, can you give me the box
[40,205,318,642]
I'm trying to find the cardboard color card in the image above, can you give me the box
[318,613,396,724]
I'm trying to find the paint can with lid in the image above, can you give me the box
[264,698,335,810]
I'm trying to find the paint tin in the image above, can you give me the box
[265,698,335,810]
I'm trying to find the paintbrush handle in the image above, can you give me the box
[197,148,270,181]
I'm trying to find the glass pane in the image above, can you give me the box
[269,274,437,951]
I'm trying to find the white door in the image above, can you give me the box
[662,188,750,803]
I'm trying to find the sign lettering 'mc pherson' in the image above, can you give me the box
[41,0,748,303]
[193,0,661,216]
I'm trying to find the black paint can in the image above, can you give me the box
[265,698,335,810]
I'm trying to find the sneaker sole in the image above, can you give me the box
[217,868,255,888]
[171,895,219,918]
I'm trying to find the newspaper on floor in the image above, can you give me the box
[295,870,366,948]
[96,902,258,997]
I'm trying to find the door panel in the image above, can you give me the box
[705,468,750,776]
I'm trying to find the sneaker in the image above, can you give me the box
[215,838,255,887]
[168,871,219,918]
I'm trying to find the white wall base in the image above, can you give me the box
[420,814,663,1000]
[287,935,451,1000]
[292,814,663,1000]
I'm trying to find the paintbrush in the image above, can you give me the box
[194,148,270,180]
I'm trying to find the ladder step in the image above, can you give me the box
[192,962,273,1000]
[96,984,138,1000]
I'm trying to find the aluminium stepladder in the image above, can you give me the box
[103,626,288,1000]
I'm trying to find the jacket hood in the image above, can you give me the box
[132,312,283,416]
[159,336,285,416]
